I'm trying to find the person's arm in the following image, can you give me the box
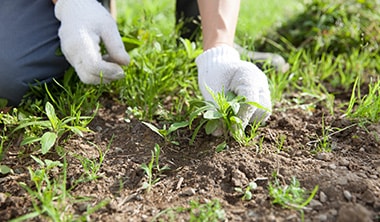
[197,0,240,50]
[196,0,271,136]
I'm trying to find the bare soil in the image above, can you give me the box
[1,94,379,222]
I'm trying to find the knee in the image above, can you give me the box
[0,60,68,106]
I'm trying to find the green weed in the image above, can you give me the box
[116,35,199,121]
[14,156,108,222]
[268,174,319,221]
[346,77,380,123]
[17,156,68,221]
[152,199,225,222]
[189,88,268,146]
[234,181,258,201]
[22,68,102,122]
[73,138,112,183]
[12,102,91,155]
[186,199,225,222]
[141,144,170,192]
[142,121,188,145]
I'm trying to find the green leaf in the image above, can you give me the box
[230,116,243,125]
[215,141,227,152]
[205,119,220,135]
[21,136,42,146]
[0,165,12,175]
[203,110,223,120]
[122,36,143,51]
[248,181,258,190]
[40,132,57,154]
[44,159,63,169]
[229,101,241,115]
[68,126,84,137]
[31,155,45,166]
[167,121,189,134]
[189,105,211,127]
[142,122,163,138]
[12,120,51,133]
[245,101,271,112]
[45,102,58,130]
[243,190,252,200]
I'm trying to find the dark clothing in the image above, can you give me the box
[175,0,201,41]
[0,0,70,106]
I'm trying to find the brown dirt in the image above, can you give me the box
[1,95,379,222]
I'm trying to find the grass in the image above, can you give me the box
[0,0,379,220]
[268,174,319,221]
[152,199,225,222]
[141,144,170,192]
[237,0,304,41]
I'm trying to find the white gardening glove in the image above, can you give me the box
[196,46,272,135]
[54,0,130,84]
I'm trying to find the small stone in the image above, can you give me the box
[328,164,337,170]
[114,147,123,154]
[359,147,365,152]
[329,209,338,216]
[339,159,350,166]
[95,126,103,132]
[318,214,328,221]
[320,191,328,203]
[247,210,258,218]
[181,188,196,196]
[308,199,323,209]
[343,190,352,201]
[0,193,7,203]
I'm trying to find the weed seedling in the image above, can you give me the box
[346,76,380,123]
[142,121,188,145]
[189,87,268,146]
[268,174,319,221]
[73,138,111,183]
[235,181,258,201]
[187,199,225,222]
[141,144,170,192]
[152,199,225,222]
[12,102,91,154]
[16,155,109,221]
[18,156,67,221]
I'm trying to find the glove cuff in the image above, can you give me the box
[195,45,240,69]
[55,0,101,21]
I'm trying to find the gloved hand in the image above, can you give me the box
[54,0,130,84]
[196,45,272,134]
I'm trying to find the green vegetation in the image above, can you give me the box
[141,144,170,192]
[268,174,319,221]
[12,101,91,155]
[153,199,225,222]
[12,156,108,222]
[234,181,258,201]
[0,0,379,220]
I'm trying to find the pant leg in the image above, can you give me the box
[0,0,70,106]
[175,0,201,41]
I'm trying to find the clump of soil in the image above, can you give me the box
[1,95,379,222]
